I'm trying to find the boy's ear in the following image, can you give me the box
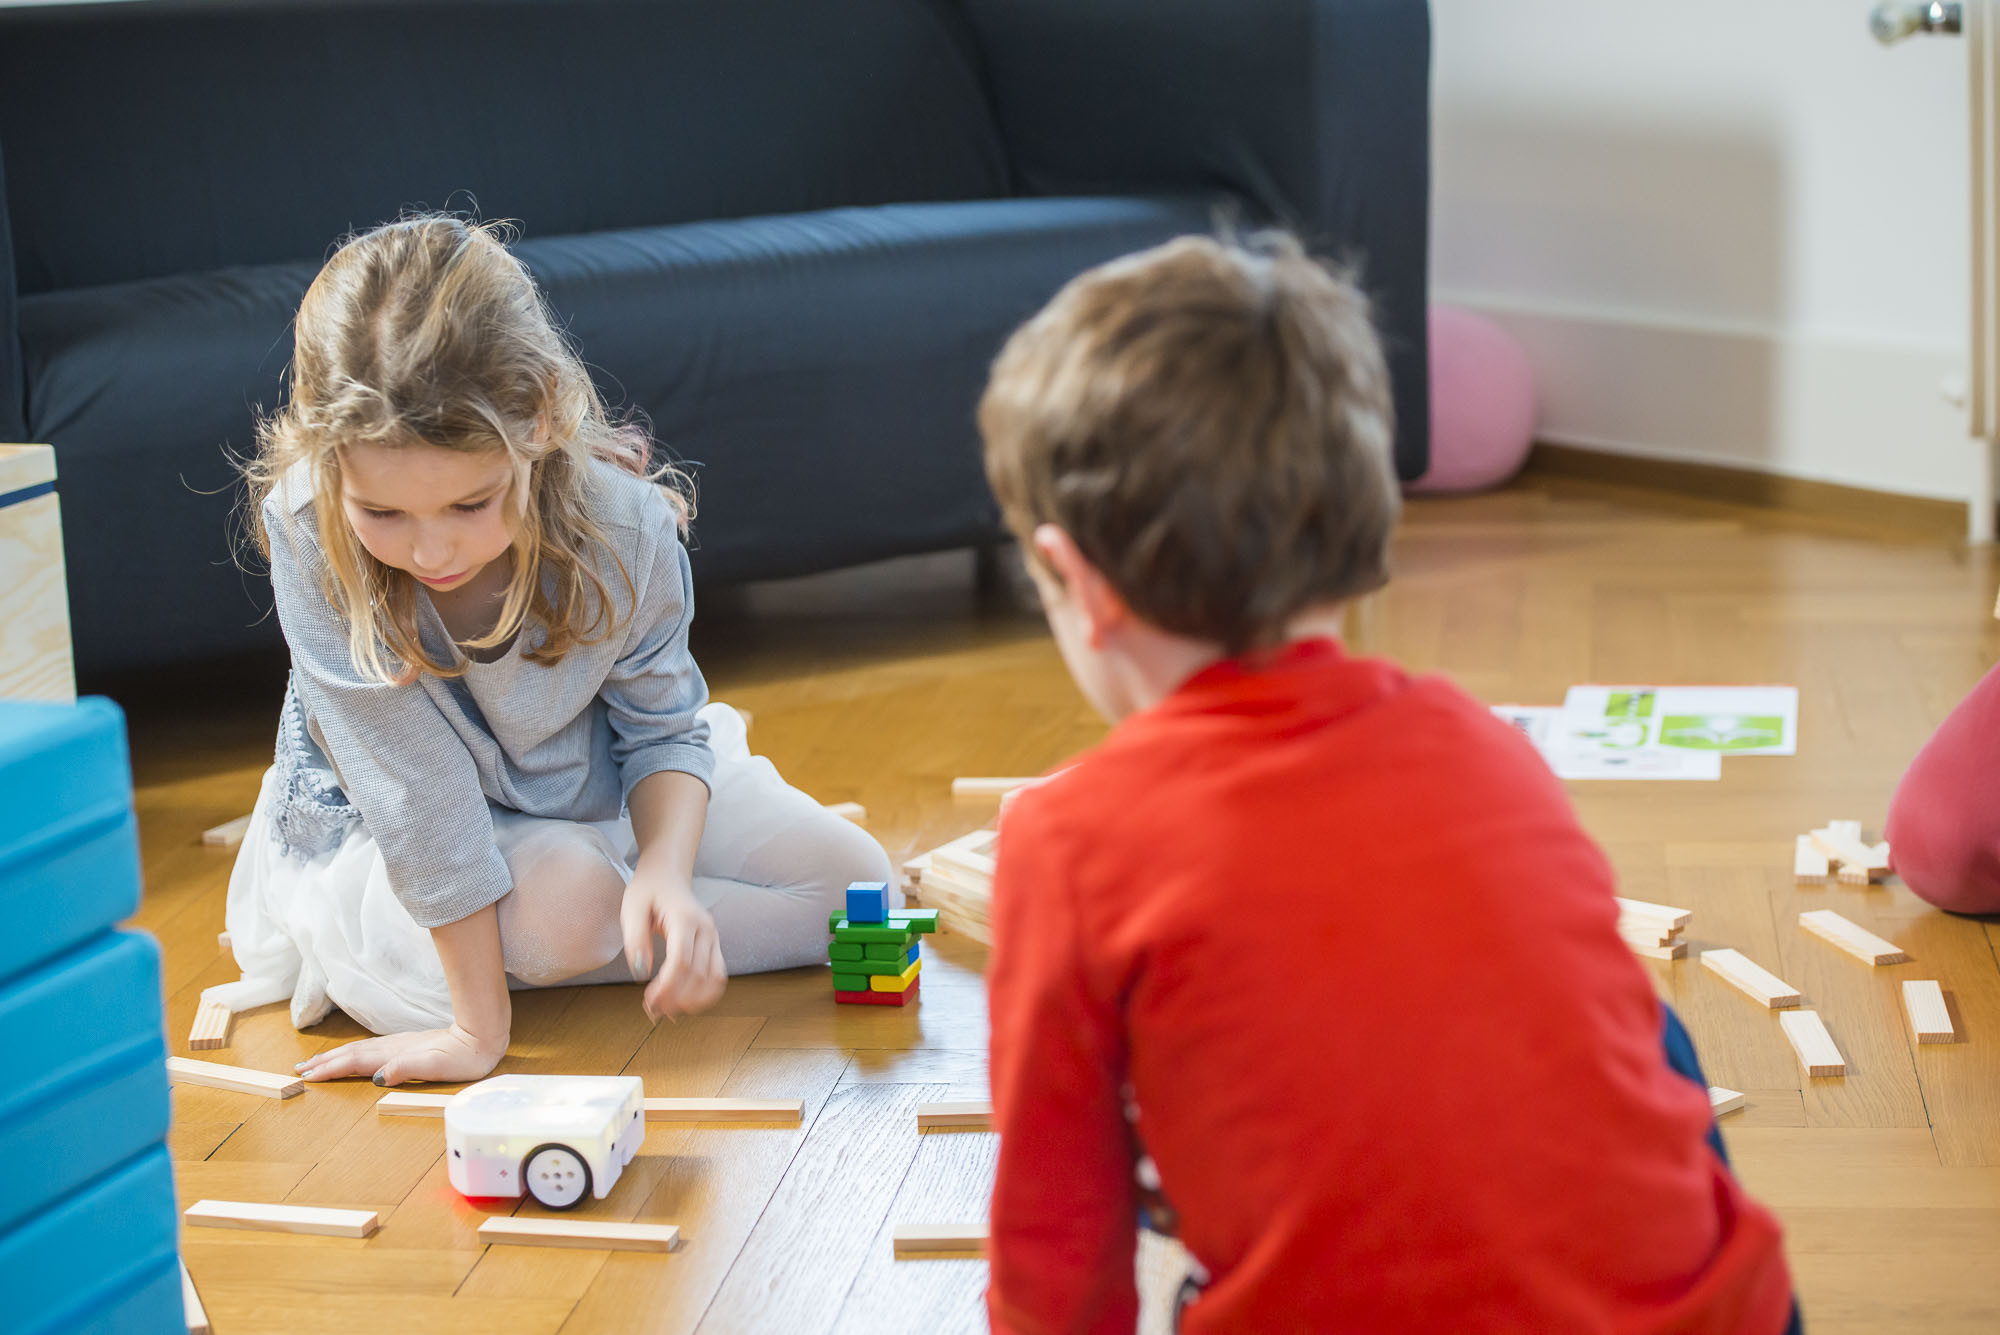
[1032,524,1129,646]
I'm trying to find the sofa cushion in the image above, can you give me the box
[23,193,1229,672]
[0,0,1009,293]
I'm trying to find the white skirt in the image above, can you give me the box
[208,702,893,1034]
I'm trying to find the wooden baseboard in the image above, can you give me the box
[1520,443,1972,542]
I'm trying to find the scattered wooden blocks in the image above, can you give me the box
[187,996,233,1051]
[892,1220,989,1256]
[1793,835,1830,883]
[1778,1009,1846,1077]
[1903,980,1956,1043]
[185,1199,378,1238]
[1616,897,1691,960]
[1699,949,1802,1009]
[912,828,997,944]
[166,1056,304,1100]
[201,814,252,848]
[376,1091,455,1116]
[181,1259,210,1335]
[1799,910,1909,966]
[477,1216,680,1253]
[917,1100,992,1129]
[1615,897,1691,930]
[823,801,867,824]
[1806,822,1890,885]
[950,777,1033,798]
[1708,1087,1747,1118]
[644,1097,805,1123]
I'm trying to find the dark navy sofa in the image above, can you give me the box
[0,0,1431,675]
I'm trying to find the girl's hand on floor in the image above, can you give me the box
[296,1022,508,1087]
[621,873,726,1021]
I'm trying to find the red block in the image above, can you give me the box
[834,978,920,1007]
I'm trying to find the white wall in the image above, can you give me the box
[1433,0,1973,499]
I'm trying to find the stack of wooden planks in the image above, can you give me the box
[904,828,997,944]
[1615,896,1691,960]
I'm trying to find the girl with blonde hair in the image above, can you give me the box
[213,216,892,1086]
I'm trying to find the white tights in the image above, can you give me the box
[217,703,895,1034]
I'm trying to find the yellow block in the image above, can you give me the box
[870,958,922,992]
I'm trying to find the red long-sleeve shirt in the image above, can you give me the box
[986,638,1793,1335]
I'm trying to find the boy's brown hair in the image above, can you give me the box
[979,233,1399,654]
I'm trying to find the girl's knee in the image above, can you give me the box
[498,831,627,985]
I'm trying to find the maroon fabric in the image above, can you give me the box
[1887,660,2000,915]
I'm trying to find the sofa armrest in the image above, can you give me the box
[0,143,23,443]
[960,0,1431,480]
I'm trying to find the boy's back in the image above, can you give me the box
[988,637,1793,1333]
[975,232,1794,1333]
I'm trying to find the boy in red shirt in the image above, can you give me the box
[976,235,1799,1334]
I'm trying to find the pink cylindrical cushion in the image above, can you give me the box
[1408,305,1537,494]
[1885,659,2000,915]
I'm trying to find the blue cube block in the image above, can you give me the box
[845,881,889,925]
[0,930,171,1234]
[0,699,142,986]
[0,1145,182,1335]
[906,944,921,968]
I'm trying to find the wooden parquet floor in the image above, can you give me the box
[124,475,2000,1333]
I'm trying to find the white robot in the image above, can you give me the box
[444,1074,646,1209]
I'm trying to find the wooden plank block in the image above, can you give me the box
[1904,979,1957,1044]
[0,441,57,492]
[644,1097,805,1123]
[478,1216,681,1253]
[916,1100,992,1129]
[202,814,253,848]
[1625,939,1688,961]
[1799,909,1910,966]
[950,777,1034,797]
[1810,826,1888,874]
[185,1198,380,1238]
[1793,834,1831,882]
[891,1220,989,1256]
[1709,1087,1748,1118]
[1617,919,1682,948]
[823,802,866,824]
[0,446,75,703]
[188,996,233,1052]
[167,1056,305,1100]
[1778,1010,1847,1077]
[376,1091,455,1116]
[1613,896,1692,930]
[181,1259,210,1335]
[1700,948,1802,1009]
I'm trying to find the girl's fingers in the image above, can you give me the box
[619,892,656,978]
[299,1039,383,1082]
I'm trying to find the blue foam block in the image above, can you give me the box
[0,931,170,1234]
[0,699,141,986]
[845,880,889,924]
[0,1145,182,1335]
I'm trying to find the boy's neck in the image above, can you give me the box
[1105,603,1348,719]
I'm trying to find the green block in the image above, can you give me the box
[831,972,868,992]
[827,907,939,935]
[834,956,918,976]
[863,941,908,961]
[830,919,918,945]
[829,942,864,962]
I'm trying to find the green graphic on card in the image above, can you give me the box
[1656,714,1785,751]
[1606,691,1656,720]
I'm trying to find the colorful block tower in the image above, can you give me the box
[829,881,938,1006]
